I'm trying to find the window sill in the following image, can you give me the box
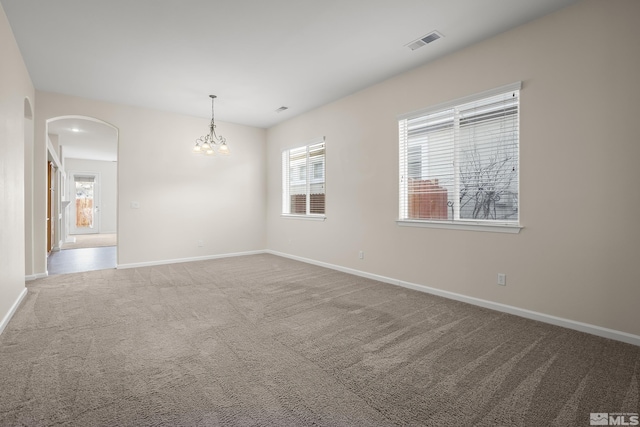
[281,214,326,221]
[396,219,522,234]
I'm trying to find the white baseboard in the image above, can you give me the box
[0,288,28,336]
[116,250,267,270]
[25,272,48,282]
[266,250,640,347]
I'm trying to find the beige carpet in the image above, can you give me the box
[63,233,117,250]
[1,254,638,426]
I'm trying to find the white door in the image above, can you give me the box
[70,173,100,235]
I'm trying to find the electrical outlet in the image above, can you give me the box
[198,240,204,247]
[358,251,364,259]
[497,273,506,286]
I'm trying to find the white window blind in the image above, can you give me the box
[399,83,520,225]
[282,138,326,216]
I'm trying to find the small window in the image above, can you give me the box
[282,138,325,217]
[313,162,324,180]
[399,83,520,227]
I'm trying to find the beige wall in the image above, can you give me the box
[266,0,640,336]
[0,3,33,325]
[34,92,267,269]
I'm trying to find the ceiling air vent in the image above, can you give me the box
[406,31,444,51]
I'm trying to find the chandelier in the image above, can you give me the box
[192,95,230,155]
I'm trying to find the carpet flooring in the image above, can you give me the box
[63,233,117,250]
[1,254,638,426]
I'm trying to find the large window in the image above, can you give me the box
[282,138,325,217]
[399,83,520,228]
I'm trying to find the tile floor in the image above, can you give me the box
[47,246,116,275]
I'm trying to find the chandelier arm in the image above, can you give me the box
[211,125,226,145]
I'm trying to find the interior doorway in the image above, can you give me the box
[45,116,118,275]
[70,173,100,235]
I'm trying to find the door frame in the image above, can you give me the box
[38,115,119,276]
[69,171,101,235]
[47,161,54,252]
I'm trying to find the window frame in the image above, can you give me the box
[397,82,522,234]
[281,137,326,220]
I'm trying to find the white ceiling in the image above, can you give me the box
[4,0,578,131]
[47,118,118,162]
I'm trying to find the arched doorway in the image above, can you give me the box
[44,116,119,275]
